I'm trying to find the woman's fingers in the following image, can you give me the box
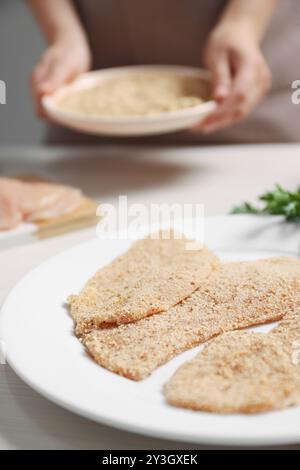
[232,50,272,110]
[32,62,50,89]
[200,88,251,133]
[198,103,238,133]
[32,51,74,93]
[31,51,56,117]
[31,48,78,118]
[197,48,271,133]
[191,44,232,131]
[31,59,52,117]
[31,42,91,120]
[205,46,232,102]
[44,59,76,91]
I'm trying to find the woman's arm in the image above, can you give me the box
[195,0,277,133]
[28,0,89,45]
[27,0,91,116]
[219,0,277,43]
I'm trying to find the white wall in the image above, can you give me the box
[0,0,45,144]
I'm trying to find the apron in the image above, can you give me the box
[46,0,300,144]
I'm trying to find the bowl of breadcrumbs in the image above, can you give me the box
[42,65,216,136]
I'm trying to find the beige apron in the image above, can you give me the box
[46,0,300,144]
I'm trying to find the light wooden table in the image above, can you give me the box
[0,143,300,450]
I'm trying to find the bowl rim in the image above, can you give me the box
[42,65,216,125]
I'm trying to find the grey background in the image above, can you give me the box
[0,1,298,146]
[0,0,45,145]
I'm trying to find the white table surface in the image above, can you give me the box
[0,143,300,450]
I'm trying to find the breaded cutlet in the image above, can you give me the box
[164,310,300,414]
[84,257,300,380]
[69,232,219,335]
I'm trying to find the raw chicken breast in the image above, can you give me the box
[0,177,83,230]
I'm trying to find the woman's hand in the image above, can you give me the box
[31,38,91,117]
[28,0,92,118]
[195,26,271,133]
[194,0,276,134]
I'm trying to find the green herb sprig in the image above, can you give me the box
[231,184,300,221]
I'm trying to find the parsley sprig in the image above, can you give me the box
[231,184,300,221]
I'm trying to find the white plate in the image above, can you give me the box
[42,65,216,137]
[1,215,300,447]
